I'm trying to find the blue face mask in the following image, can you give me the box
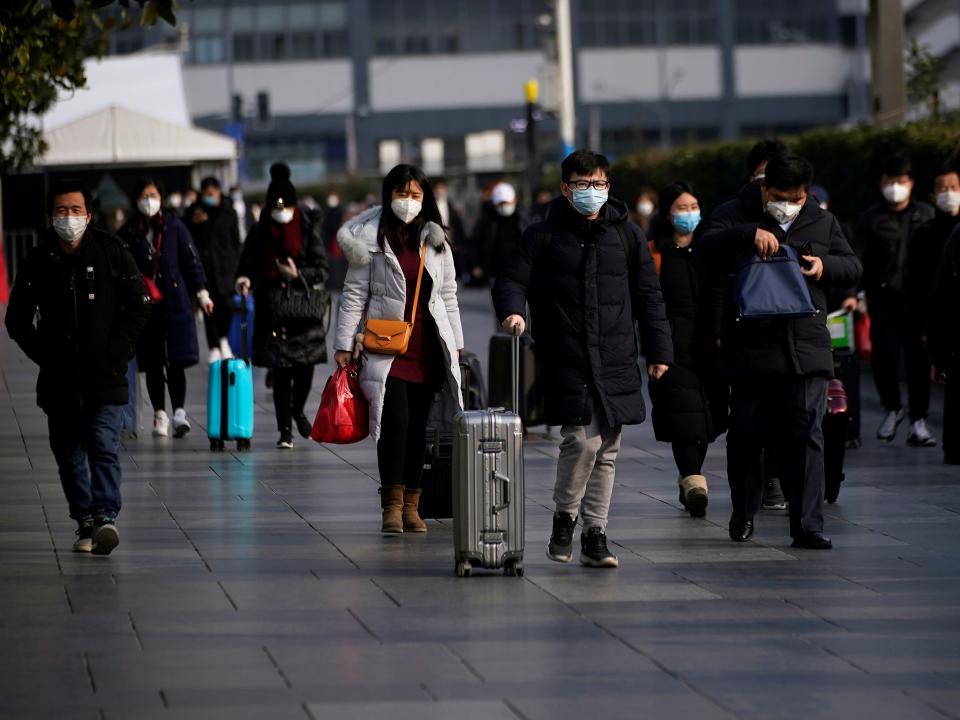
[672,211,701,235]
[570,186,608,216]
[201,194,219,207]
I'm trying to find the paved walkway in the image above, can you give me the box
[1,289,959,720]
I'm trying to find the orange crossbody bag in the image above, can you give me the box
[362,242,426,355]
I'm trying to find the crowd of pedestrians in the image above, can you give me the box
[5,139,958,561]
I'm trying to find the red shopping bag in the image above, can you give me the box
[855,311,872,362]
[311,364,369,444]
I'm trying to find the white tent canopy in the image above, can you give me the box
[39,106,237,167]
[43,52,191,130]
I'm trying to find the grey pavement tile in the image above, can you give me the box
[304,700,518,720]
[3,291,960,716]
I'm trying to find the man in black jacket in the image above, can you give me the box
[698,155,862,549]
[493,149,673,569]
[184,176,243,361]
[929,224,960,465]
[847,155,936,445]
[6,179,151,555]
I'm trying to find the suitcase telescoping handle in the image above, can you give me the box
[511,326,520,416]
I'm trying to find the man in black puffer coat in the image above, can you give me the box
[493,149,673,569]
[697,154,861,550]
[6,179,151,556]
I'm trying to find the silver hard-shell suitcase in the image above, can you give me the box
[452,333,525,577]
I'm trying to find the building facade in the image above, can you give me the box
[116,0,874,183]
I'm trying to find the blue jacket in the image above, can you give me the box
[118,210,208,368]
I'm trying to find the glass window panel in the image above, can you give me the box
[291,31,317,58]
[261,32,287,59]
[229,7,255,31]
[319,2,348,29]
[288,4,316,28]
[257,6,285,31]
[374,36,396,55]
[233,33,257,60]
[192,8,222,33]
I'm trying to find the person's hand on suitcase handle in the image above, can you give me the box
[502,314,525,336]
[235,276,251,296]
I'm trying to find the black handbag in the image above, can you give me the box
[269,280,331,327]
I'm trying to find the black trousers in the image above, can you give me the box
[727,376,827,537]
[272,365,314,433]
[203,293,233,349]
[870,300,931,421]
[672,440,708,477]
[377,376,435,490]
[145,365,186,412]
[945,357,959,464]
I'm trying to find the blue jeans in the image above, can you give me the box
[48,404,124,521]
[121,358,138,434]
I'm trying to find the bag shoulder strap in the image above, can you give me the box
[408,242,427,327]
[150,226,164,280]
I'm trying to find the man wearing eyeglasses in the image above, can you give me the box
[493,149,673,569]
[6,178,151,556]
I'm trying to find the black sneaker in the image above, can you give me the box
[73,517,94,553]
[580,527,619,568]
[295,413,312,439]
[276,432,294,449]
[546,512,577,562]
[91,516,119,556]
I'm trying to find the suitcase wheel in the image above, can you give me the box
[504,559,524,577]
[236,438,251,452]
[210,439,226,452]
[455,560,472,578]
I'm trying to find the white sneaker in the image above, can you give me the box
[877,409,905,441]
[906,419,937,447]
[153,409,170,437]
[208,348,222,364]
[219,337,234,360]
[172,408,191,438]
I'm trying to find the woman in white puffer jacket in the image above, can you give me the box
[335,164,464,536]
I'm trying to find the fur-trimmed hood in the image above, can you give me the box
[337,206,446,268]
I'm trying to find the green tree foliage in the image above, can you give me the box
[906,37,946,120]
[612,122,960,223]
[0,1,176,173]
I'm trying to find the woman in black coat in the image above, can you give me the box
[119,177,213,439]
[650,182,728,518]
[236,163,330,449]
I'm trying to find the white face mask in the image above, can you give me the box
[391,198,422,224]
[137,196,162,217]
[167,193,182,209]
[636,200,655,217]
[326,195,340,208]
[882,182,911,204]
[496,203,516,217]
[52,216,88,245]
[271,208,294,225]
[935,190,960,215]
[766,200,802,225]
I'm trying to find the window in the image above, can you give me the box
[291,31,317,59]
[736,0,838,44]
[370,0,550,55]
[579,0,716,47]
[191,36,224,64]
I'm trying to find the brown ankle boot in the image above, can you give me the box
[402,488,427,533]
[380,485,404,534]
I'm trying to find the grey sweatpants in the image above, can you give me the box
[553,402,622,530]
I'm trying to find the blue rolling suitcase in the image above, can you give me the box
[209,293,254,451]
